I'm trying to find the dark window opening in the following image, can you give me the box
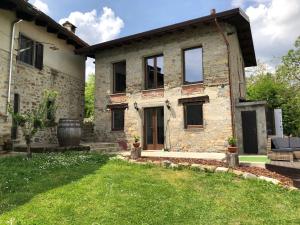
[18,34,44,70]
[145,55,164,89]
[183,47,203,84]
[11,93,20,139]
[113,61,126,93]
[112,109,125,131]
[184,102,203,129]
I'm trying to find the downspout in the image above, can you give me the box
[211,9,235,137]
[7,19,23,115]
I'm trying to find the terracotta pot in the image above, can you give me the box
[228,146,238,153]
[133,142,140,148]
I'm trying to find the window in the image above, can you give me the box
[183,47,203,84]
[113,61,126,93]
[18,34,44,70]
[111,109,125,131]
[184,102,203,129]
[145,55,164,89]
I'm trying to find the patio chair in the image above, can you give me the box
[268,137,294,162]
[289,137,300,160]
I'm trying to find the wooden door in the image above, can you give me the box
[241,110,258,154]
[144,107,164,150]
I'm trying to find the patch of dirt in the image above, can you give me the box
[133,156,294,187]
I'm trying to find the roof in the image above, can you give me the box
[0,0,88,49]
[76,8,256,67]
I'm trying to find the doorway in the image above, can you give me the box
[241,110,258,154]
[144,107,164,150]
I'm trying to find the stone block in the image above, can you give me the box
[242,173,257,179]
[215,167,229,173]
[258,176,280,185]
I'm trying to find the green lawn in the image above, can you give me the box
[239,155,270,163]
[0,153,299,225]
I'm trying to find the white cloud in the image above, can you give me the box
[59,7,124,78]
[31,0,49,14]
[232,0,300,70]
[59,7,124,45]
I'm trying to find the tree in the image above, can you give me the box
[247,36,300,136]
[277,36,300,85]
[9,90,58,158]
[85,74,95,118]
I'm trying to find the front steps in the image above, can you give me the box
[84,142,122,153]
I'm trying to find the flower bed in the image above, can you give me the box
[125,156,295,188]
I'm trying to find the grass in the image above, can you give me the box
[0,153,299,225]
[239,155,270,163]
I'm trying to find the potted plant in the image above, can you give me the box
[133,135,140,148]
[227,136,238,153]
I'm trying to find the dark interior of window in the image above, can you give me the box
[18,34,44,70]
[112,109,125,131]
[184,103,203,128]
[19,35,34,65]
[183,47,203,84]
[113,61,126,93]
[145,55,164,89]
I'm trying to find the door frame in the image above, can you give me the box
[143,106,164,150]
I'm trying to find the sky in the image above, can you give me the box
[29,0,300,77]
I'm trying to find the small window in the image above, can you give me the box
[184,103,203,129]
[183,47,203,84]
[113,61,126,93]
[145,55,164,89]
[18,34,44,70]
[111,109,125,131]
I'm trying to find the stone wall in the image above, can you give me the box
[94,23,241,152]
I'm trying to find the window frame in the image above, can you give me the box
[112,61,126,94]
[144,54,164,90]
[183,102,204,129]
[18,33,44,70]
[182,46,204,85]
[111,108,125,131]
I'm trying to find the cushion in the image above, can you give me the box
[290,137,300,148]
[271,148,293,152]
[271,137,290,149]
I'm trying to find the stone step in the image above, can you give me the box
[91,147,120,153]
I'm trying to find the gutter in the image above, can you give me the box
[211,9,235,137]
[7,19,22,115]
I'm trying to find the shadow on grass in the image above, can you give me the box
[0,152,112,215]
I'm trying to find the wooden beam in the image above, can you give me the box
[16,10,35,21]
[35,19,47,27]
[47,26,59,34]
[0,1,17,10]
[57,33,68,40]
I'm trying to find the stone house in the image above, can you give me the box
[0,0,87,147]
[78,8,268,154]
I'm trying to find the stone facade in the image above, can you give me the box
[0,9,85,146]
[94,23,245,152]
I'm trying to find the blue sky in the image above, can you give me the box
[29,0,300,76]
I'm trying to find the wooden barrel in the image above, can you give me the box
[57,119,81,147]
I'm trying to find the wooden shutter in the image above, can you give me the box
[35,43,44,70]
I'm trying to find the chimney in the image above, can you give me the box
[62,21,76,33]
[210,8,216,15]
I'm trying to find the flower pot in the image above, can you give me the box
[133,142,140,148]
[228,146,238,153]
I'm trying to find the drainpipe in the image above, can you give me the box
[211,9,235,137]
[7,19,23,115]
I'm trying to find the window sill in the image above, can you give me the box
[17,60,42,71]
[109,92,126,96]
[111,129,125,132]
[182,82,203,87]
[184,125,204,131]
[142,87,164,93]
